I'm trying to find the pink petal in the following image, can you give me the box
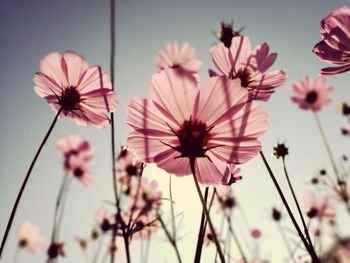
[39,52,68,87]
[210,42,231,76]
[149,69,198,126]
[61,51,89,87]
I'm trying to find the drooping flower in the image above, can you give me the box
[127,69,268,185]
[210,36,287,101]
[155,42,202,75]
[33,51,117,128]
[108,238,124,259]
[313,6,350,75]
[17,222,44,253]
[56,135,93,171]
[291,76,333,112]
[303,191,335,221]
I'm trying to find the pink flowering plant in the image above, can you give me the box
[1,2,350,263]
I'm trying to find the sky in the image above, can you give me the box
[1,0,350,262]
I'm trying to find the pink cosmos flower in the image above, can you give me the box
[303,191,335,221]
[33,51,117,128]
[127,69,268,185]
[210,36,286,101]
[56,135,93,186]
[313,6,350,75]
[56,135,93,171]
[130,215,159,240]
[156,42,202,74]
[116,147,143,183]
[291,76,333,112]
[69,156,93,186]
[17,222,44,253]
[213,185,236,211]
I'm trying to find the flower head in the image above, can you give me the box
[291,76,333,112]
[57,135,93,186]
[341,125,350,137]
[303,191,335,221]
[33,51,117,128]
[216,21,243,48]
[17,222,44,253]
[273,143,289,159]
[313,6,350,75]
[156,42,202,75]
[127,69,268,185]
[210,36,286,101]
[340,102,350,116]
[56,135,93,171]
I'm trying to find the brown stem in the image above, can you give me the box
[259,151,320,263]
[0,108,62,258]
[190,158,226,263]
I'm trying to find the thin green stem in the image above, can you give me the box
[313,113,340,181]
[158,213,182,263]
[190,159,225,263]
[169,174,176,239]
[50,173,69,244]
[0,108,62,258]
[226,215,247,262]
[259,151,320,263]
[54,177,73,243]
[282,158,314,248]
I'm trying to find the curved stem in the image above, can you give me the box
[282,158,314,248]
[54,177,72,243]
[50,173,69,244]
[313,113,340,181]
[0,108,62,258]
[259,151,320,263]
[226,215,247,262]
[158,213,182,263]
[190,159,226,263]
[169,174,177,239]
[194,187,209,263]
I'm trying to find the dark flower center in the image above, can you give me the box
[229,68,251,87]
[59,86,81,111]
[272,208,281,221]
[273,143,289,159]
[126,164,138,176]
[305,91,318,104]
[223,197,236,209]
[166,119,213,160]
[47,243,64,259]
[307,208,318,218]
[73,167,83,178]
[18,239,27,248]
[207,233,214,241]
[100,219,111,232]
